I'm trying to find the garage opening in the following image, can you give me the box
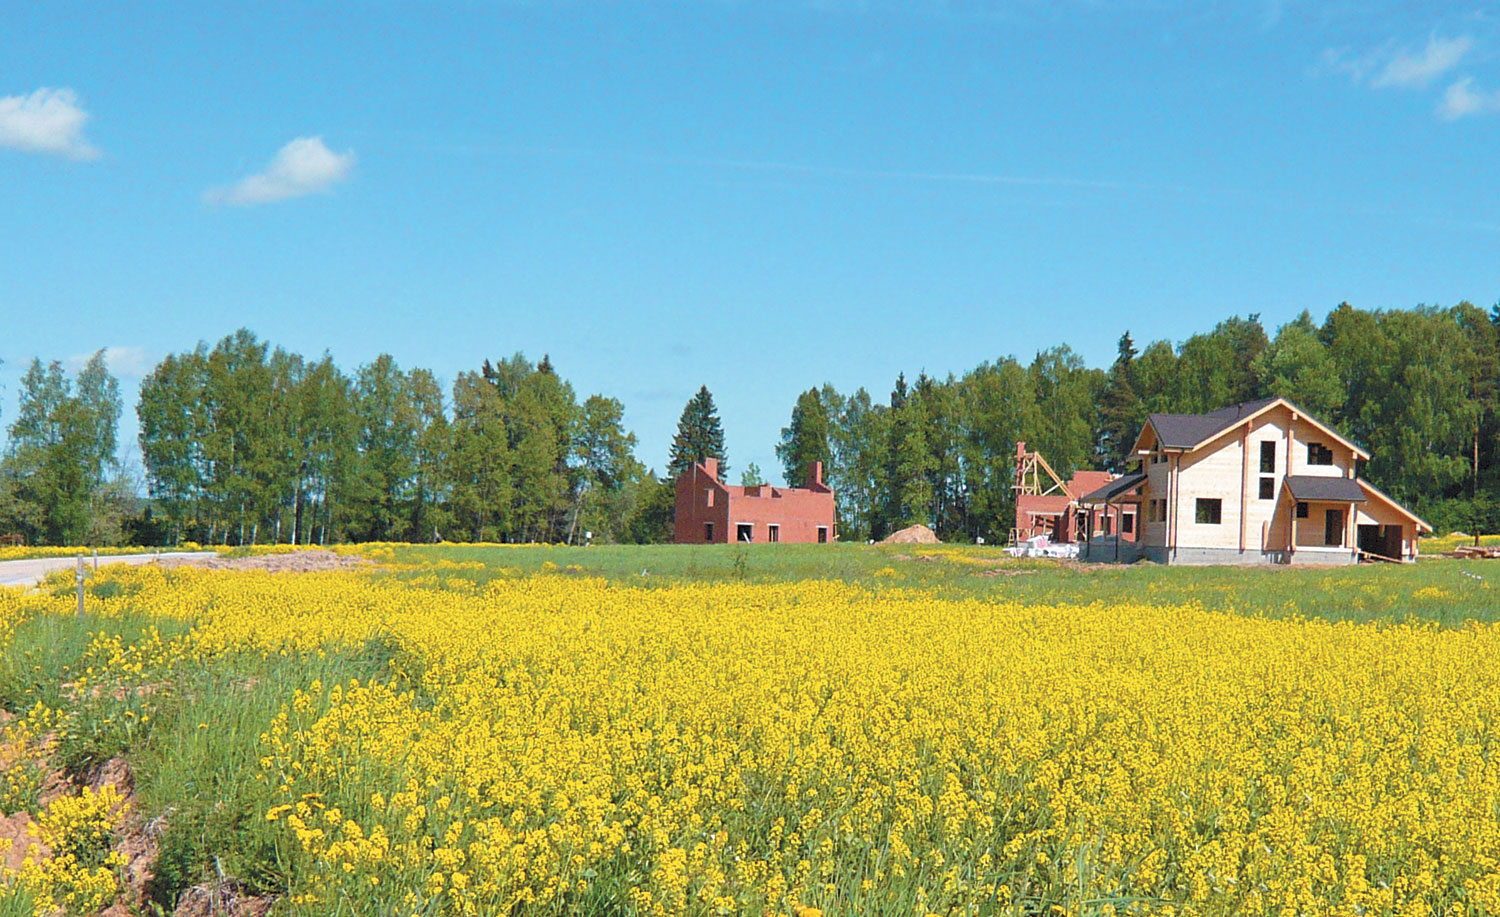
[736,523,753,543]
[1358,523,1404,560]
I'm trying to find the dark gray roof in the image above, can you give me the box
[1078,472,1146,504]
[1147,397,1280,449]
[1285,475,1365,503]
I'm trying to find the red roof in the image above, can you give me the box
[1066,471,1114,500]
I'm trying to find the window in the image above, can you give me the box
[1103,515,1113,536]
[1195,498,1222,525]
[1259,477,1275,500]
[1324,508,1345,546]
[1122,512,1134,535]
[704,523,714,542]
[736,523,753,543]
[767,524,780,543]
[1307,443,1334,466]
[705,489,714,507]
[1296,501,1309,519]
[1260,441,1276,474]
[817,526,828,544]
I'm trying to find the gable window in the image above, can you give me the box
[705,489,714,507]
[1296,501,1309,519]
[1260,441,1276,473]
[1259,477,1275,500]
[1307,443,1334,466]
[1195,498,1222,525]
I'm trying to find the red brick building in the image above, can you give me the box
[674,458,836,544]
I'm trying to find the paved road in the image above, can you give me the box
[0,552,218,588]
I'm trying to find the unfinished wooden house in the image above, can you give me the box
[1079,397,1431,564]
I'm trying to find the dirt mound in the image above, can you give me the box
[879,525,941,545]
[161,549,370,574]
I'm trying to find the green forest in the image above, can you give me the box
[0,301,1496,546]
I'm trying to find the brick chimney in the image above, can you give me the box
[703,457,719,481]
[810,461,823,487]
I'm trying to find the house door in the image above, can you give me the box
[1324,509,1346,547]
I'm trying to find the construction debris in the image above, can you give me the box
[1451,544,1500,559]
[1005,535,1079,559]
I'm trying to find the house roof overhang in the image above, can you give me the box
[1129,397,1371,461]
[1357,479,1434,533]
[1285,475,1366,503]
[1078,472,1147,505]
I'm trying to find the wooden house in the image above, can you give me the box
[1079,397,1431,564]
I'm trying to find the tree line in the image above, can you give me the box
[2,331,660,546]
[771,303,1500,542]
[0,302,1496,546]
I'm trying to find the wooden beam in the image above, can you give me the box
[1239,427,1249,554]
[1169,454,1180,560]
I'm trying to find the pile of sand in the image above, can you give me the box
[878,524,941,545]
[160,549,371,574]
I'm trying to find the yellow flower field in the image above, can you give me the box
[5,562,1500,915]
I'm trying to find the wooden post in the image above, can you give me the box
[1169,454,1179,562]
[75,556,85,618]
[1239,428,1249,554]
[1285,415,1296,554]
[92,548,98,572]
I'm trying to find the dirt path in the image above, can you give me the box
[0,553,218,589]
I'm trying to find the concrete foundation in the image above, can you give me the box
[1129,545,1357,566]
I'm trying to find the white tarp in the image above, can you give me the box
[1005,535,1078,559]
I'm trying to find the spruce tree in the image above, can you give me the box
[1097,332,1145,471]
[668,386,727,478]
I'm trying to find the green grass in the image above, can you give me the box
[1420,532,1500,553]
[373,542,1499,626]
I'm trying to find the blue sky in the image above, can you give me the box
[2,1,1498,484]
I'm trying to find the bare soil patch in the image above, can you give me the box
[161,549,371,574]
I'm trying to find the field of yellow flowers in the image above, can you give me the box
[2,552,1500,914]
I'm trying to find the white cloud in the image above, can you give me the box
[1438,76,1500,120]
[1324,34,1473,90]
[1372,34,1473,88]
[0,87,100,160]
[205,136,356,206]
[66,346,153,378]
